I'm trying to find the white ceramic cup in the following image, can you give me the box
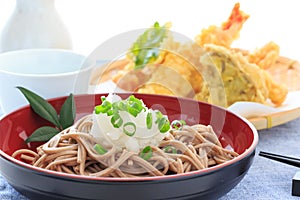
[0,49,92,114]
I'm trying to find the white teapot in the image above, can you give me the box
[0,0,72,52]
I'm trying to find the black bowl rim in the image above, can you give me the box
[0,93,259,182]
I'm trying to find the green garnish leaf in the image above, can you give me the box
[25,126,60,143]
[94,144,107,155]
[128,22,170,69]
[17,87,61,128]
[140,146,153,161]
[123,122,136,136]
[18,86,76,143]
[59,94,76,130]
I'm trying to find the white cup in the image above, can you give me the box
[0,49,92,114]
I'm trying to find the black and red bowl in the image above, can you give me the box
[0,93,258,200]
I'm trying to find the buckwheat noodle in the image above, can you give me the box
[12,114,238,177]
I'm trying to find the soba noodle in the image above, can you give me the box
[12,114,238,177]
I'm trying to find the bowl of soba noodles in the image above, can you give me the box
[0,93,258,200]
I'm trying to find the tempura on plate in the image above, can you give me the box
[195,44,287,107]
[95,2,288,108]
[195,44,269,107]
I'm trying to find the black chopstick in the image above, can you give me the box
[259,151,300,168]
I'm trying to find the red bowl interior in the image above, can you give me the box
[0,93,258,181]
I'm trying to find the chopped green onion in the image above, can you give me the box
[94,105,101,114]
[94,144,107,155]
[140,146,153,160]
[164,146,177,154]
[155,110,164,120]
[123,122,136,136]
[158,118,170,133]
[117,100,127,111]
[112,101,119,110]
[155,111,170,133]
[127,96,145,117]
[101,96,106,102]
[94,105,103,114]
[107,109,115,116]
[94,100,112,114]
[111,114,123,128]
[157,117,167,130]
[128,95,143,105]
[128,105,140,117]
[171,120,185,130]
[146,112,153,129]
[94,94,171,134]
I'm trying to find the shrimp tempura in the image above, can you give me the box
[195,3,249,48]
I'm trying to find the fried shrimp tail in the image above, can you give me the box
[221,3,249,31]
[263,71,288,106]
[195,3,249,48]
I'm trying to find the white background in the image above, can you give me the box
[0,0,299,59]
